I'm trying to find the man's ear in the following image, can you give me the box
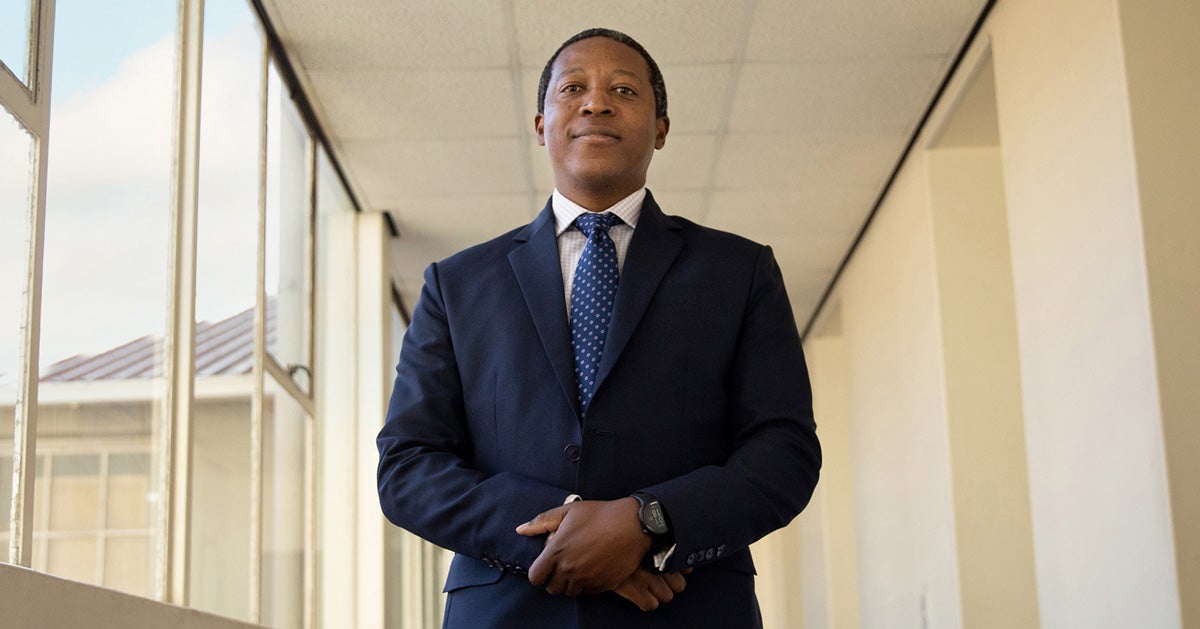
[655,116,670,150]
[535,113,546,146]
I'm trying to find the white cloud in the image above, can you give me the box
[4,21,267,368]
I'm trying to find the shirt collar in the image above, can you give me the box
[552,188,645,237]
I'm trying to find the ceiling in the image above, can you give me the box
[259,0,989,327]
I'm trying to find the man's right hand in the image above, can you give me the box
[611,568,687,611]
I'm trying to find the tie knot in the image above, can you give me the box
[576,212,618,236]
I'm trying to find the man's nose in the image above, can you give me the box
[581,90,613,115]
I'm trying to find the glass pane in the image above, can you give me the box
[186,0,262,618]
[262,375,308,628]
[1,108,34,546]
[106,452,151,529]
[0,455,11,533]
[189,393,252,619]
[34,0,176,588]
[46,535,97,583]
[0,0,32,85]
[105,535,152,595]
[48,453,100,530]
[265,62,313,395]
[196,0,261,356]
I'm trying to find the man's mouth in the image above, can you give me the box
[573,128,620,141]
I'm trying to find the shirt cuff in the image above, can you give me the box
[564,493,582,505]
[652,544,676,572]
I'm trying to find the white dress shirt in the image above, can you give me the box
[552,188,644,315]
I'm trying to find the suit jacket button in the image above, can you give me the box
[563,443,581,462]
[716,544,726,557]
[706,548,715,560]
[686,553,696,566]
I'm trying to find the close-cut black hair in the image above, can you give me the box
[536,28,668,119]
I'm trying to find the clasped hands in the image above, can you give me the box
[514,497,687,611]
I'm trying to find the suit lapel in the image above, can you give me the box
[507,202,581,417]
[594,192,683,395]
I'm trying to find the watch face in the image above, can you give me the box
[644,501,668,535]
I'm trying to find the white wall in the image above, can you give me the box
[837,157,963,629]
[989,0,1180,626]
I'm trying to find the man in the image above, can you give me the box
[377,28,820,628]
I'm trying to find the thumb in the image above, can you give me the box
[515,504,571,536]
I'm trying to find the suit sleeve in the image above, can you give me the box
[377,262,570,572]
[643,245,822,573]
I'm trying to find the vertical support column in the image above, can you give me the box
[161,0,204,606]
[356,211,390,628]
[1117,1,1200,624]
[9,0,56,570]
[804,319,860,629]
[926,145,1039,628]
[315,195,360,628]
[989,0,1181,625]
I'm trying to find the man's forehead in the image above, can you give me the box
[552,38,651,80]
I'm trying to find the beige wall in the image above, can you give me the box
[926,145,1038,628]
[1116,1,1200,625]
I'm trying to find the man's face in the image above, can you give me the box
[536,37,669,204]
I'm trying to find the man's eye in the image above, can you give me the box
[561,84,582,93]
[614,86,635,95]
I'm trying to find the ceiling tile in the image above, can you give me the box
[747,0,986,61]
[343,138,527,201]
[271,0,509,69]
[714,132,904,191]
[309,68,517,140]
[647,190,708,223]
[513,1,747,67]
[648,133,717,191]
[662,63,733,135]
[729,58,947,136]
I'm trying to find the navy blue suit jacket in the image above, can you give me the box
[377,192,821,628]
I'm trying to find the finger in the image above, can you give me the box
[663,571,687,594]
[646,575,674,604]
[682,568,694,575]
[527,551,553,586]
[515,504,570,536]
[620,586,659,612]
[563,579,584,597]
[544,573,567,597]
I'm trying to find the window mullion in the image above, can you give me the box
[159,0,204,606]
[9,0,56,570]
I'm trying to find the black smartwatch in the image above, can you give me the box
[631,491,670,537]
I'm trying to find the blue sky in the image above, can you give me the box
[0,0,33,82]
[52,0,246,102]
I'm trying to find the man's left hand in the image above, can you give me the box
[516,498,652,596]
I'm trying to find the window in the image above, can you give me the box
[266,61,314,395]
[30,448,154,593]
[0,0,34,86]
[31,0,178,591]
[1,108,35,554]
[189,0,263,617]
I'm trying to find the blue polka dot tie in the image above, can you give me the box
[571,212,621,413]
